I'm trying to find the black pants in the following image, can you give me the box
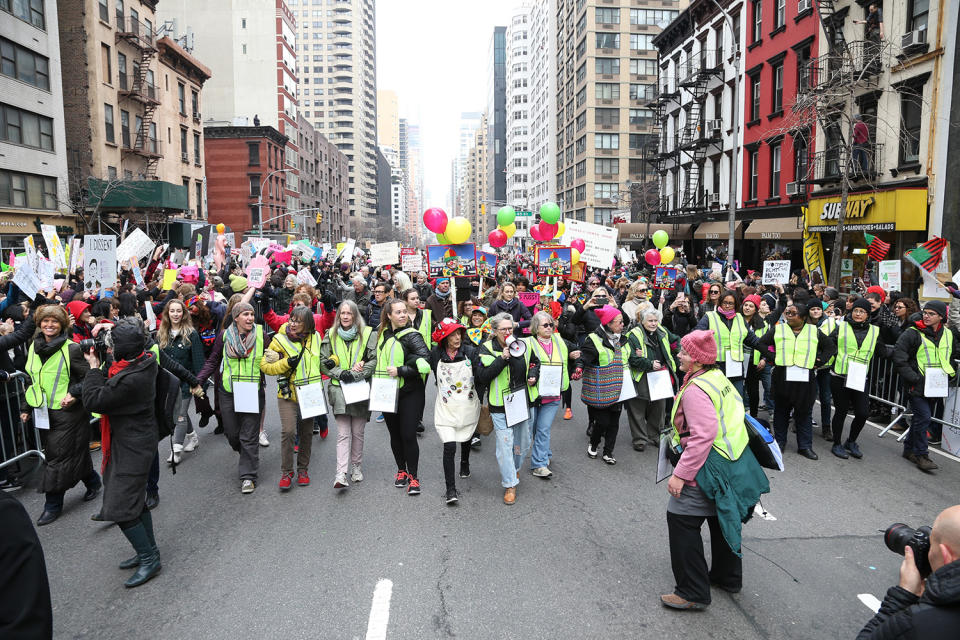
[744,363,761,417]
[830,376,869,445]
[588,405,622,456]
[667,511,742,605]
[385,388,425,478]
[561,386,572,409]
[442,442,471,490]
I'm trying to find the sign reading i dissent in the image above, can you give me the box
[805,188,927,232]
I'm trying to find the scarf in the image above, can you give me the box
[717,308,736,320]
[285,323,303,342]
[338,325,358,341]
[100,353,143,473]
[434,287,451,299]
[223,323,257,359]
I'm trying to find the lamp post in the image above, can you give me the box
[256,168,293,238]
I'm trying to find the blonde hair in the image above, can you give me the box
[157,299,195,349]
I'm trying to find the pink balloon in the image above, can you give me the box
[539,222,558,239]
[571,238,586,253]
[422,207,448,234]
[644,248,661,266]
[489,229,508,248]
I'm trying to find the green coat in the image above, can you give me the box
[694,447,771,556]
[319,329,378,417]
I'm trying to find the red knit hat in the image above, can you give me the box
[680,330,718,365]
[866,285,886,302]
[743,294,762,309]
[594,304,621,327]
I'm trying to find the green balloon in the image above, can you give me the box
[652,229,669,249]
[436,232,450,244]
[539,202,561,225]
[496,206,516,227]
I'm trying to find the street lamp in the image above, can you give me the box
[256,168,293,237]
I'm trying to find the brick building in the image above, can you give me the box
[296,113,350,243]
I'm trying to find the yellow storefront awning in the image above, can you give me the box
[805,187,927,232]
[694,220,743,240]
[617,223,693,242]
[743,217,803,240]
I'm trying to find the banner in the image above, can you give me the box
[476,251,498,279]
[560,219,618,268]
[40,225,67,271]
[536,247,572,276]
[426,244,477,278]
[369,241,400,267]
[802,219,827,286]
[83,235,117,291]
[761,260,791,285]
[878,260,901,292]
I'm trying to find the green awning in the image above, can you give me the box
[87,178,188,211]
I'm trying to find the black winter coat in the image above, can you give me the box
[856,560,960,639]
[488,298,532,336]
[0,493,52,640]
[475,339,541,413]
[893,322,960,396]
[379,325,431,397]
[82,353,158,523]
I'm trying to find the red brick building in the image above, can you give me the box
[203,126,289,239]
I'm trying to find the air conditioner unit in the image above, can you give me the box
[786,181,800,196]
[901,29,927,49]
[706,119,723,135]
[797,0,812,12]
[707,193,721,205]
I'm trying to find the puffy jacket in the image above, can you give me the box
[892,321,960,395]
[856,559,960,639]
[488,298,532,336]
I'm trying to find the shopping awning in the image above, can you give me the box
[694,220,743,240]
[87,178,189,211]
[617,223,693,242]
[743,217,803,240]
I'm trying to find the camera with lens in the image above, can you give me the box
[277,375,292,399]
[79,331,111,361]
[885,523,933,577]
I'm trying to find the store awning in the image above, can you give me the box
[694,220,743,240]
[743,217,804,240]
[87,178,189,211]
[617,223,693,242]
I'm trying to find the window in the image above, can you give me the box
[630,34,655,50]
[770,143,781,197]
[595,134,619,149]
[595,83,620,99]
[629,134,649,150]
[98,0,109,22]
[248,142,260,166]
[794,137,808,181]
[908,0,929,34]
[596,33,619,49]
[595,7,619,24]
[249,175,261,196]
[2,0,45,28]
[1,103,54,151]
[630,9,679,25]
[120,109,130,147]
[748,150,759,200]
[192,91,199,118]
[752,0,763,42]
[772,63,783,112]
[115,0,123,24]
[629,108,653,126]
[180,128,188,160]
[595,58,619,75]
[178,83,186,114]
[750,75,761,121]
[595,158,619,174]
[797,46,811,91]
[107,166,117,180]
[594,183,618,199]
[575,137,586,154]
[104,103,115,143]
[101,44,112,84]
[734,13,741,47]
[899,92,922,165]
[630,59,656,76]
[194,132,201,163]
[576,63,586,83]
[0,169,57,210]
[595,108,620,125]
[630,84,655,100]
[117,51,127,89]
[575,185,586,202]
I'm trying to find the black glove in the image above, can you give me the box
[323,357,337,369]
[0,370,9,382]
[286,353,302,371]
[340,370,357,383]
[254,289,264,302]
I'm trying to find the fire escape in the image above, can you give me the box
[649,75,680,216]
[116,16,162,178]
[677,51,722,213]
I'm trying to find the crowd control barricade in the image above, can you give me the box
[0,371,44,471]
[869,357,909,438]
[927,359,960,456]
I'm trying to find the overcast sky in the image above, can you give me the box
[376,0,519,213]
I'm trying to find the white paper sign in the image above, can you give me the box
[338,238,357,261]
[370,241,400,267]
[296,381,328,418]
[296,268,317,286]
[116,228,156,265]
[40,225,67,271]
[561,219,619,268]
[231,381,260,413]
[925,368,949,398]
[36,258,54,291]
[617,369,638,403]
[762,260,791,285]
[33,405,50,430]
[68,238,83,274]
[369,376,399,413]
[144,297,156,328]
[401,253,423,273]
[656,433,674,483]
[646,369,674,401]
[878,260,901,292]
[504,389,529,427]
[845,361,868,392]
[786,365,810,382]
[340,380,370,405]
[84,235,117,291]
[538,365,563,397]
[12,260,41,300]
[725,351,744,378]
[23,235,38,270]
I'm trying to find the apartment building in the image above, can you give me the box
[466,113,489,243]
[528,0,557,218]
[297,112,350,243]
[505,5,533,223]
[451,111,483,219]
[487,27,507,212]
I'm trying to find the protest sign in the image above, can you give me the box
[654,266,680,290]
[128,258,146,288]
[337,238,356,261]
[878,260,901,292]
[246,256,270,289]
[84,235,117,291]
[37,258,54,290]
[23,235,38,270]
[12,260,41,299]
[426,244,477,278]
[401,252,423,273]
[161,269,178,290]
[476,251,498,279]
[567,261,586,283]
[370,241,400,267]
[68,238,83,274]
[297,268,317,286]
[116,228,156,265]
[536,247,572,276]
[518,292,540,309]
[41,225,67,271]
[561,219,618,268]
[762,260,791,285]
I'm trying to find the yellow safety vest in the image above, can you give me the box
[24,340,72,409]
[627,326,676,381]
[222,325,264,393]
[414,309,433,347]
[915,327,956,376]
[706,311,748,362]
[586,332,631,368]
[750,324,771,366]
[275,331,323,386]
[833,323,879,375]
[527,334,569,393]
[773,323,818,369]
[479,339,536,407]
[670,368,748,460]
[818,317,838,367]
[328,326,373,386]
[375,327,426,390]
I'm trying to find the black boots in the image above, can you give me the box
[119,511,161,587]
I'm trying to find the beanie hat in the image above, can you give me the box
[594,304,621,327]
[923,300,948,319]
[743,294,762,309]
[60,288,76,303]
[851,298,872,315]
[867,285,886,302]
[66,300,90,321]
[231,301,254,320]
[111,317,146,361]
[229,274,248,293]
[680,330,718,365]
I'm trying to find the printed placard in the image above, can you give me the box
[246,256,270,289]
[83,235,117,291]
[40,225,67,271]
[654,266,680,290]
[536,247,572,276]
[476,251,498,279]
[560,219,618,268]
[762,260,791,285]
[369,241,400,267]
[878,260,901,292]
[426,244,477,278]
[518,292,540,309]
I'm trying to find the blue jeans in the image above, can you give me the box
[759,366,774,413]
[530,402,560,469]
[906,395,942,456]
[731,378,745,400]
[491,411,531,488]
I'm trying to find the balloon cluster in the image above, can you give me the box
[424,207,472,245]
[644,229,675,266]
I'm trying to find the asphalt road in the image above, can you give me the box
[10,378,960,640]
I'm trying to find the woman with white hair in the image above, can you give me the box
[626,306,680,452]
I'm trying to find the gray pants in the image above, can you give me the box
[221,388,265,481]
[627,396,666,447]
[172,392,194,445]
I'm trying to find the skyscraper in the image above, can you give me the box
[487,27,507,212]
[451,112,483,218]
[505,6,532,215]
[376,89,399,150]
[529,0,556,216]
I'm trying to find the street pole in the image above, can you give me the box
[256,168,292,238]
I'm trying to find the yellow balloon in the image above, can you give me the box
[501,223,517,239]
[659,246,676,264]
[445,216,472,244]
[571,248,581,265]
[554,221,565,239]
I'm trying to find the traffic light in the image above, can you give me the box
[481,203,486,216]
[290,219,297,230]
[316,211,323,224]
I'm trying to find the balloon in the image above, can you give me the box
[644,249,661,266]
[501,223,517,239]
[488,229,508,248]
[659,246,676,264]
[539,202,561,225]
[571,238,586,253]
[436,232,450,244]
[216,223,225,234]
[423,207,448,234]
[571,248,581,265]
[445,216,472,244]
[539,222,559,239]
[529,224,543,242]
[652,229,669,249]
[496,206,516,227]
[555,221,565,239]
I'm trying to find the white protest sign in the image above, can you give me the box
[370,242,400,267]
[37,258,54,291]
[561,219,618,268]
[23,235,38,270]
[12,260,41,300]
[338,238,356,261]
[68,238,83,274]
[246,255,270,289]
[129,258,146,288]
[401,253,423,273]
[921,244,951,300]
[83,235,117,291]
[762,260,791,285]
[40,225,67,271]
[116,228,156,265]
[878,260,901,292]
[297,268,317,286]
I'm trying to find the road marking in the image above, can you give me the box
[753,504,777,521]
[858,593,881,613]
[365,579,393,640]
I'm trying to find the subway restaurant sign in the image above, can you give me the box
[805,187,927,232]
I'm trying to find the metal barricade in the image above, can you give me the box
[0,371,45,471]
[868,357,909,438]
[926,359,960,455]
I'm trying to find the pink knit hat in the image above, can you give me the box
[680,330,718,365]
[743,294,762,309]
[594,305,621,327]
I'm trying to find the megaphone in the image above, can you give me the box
[505,335,527,358]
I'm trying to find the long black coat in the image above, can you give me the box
[0,493,52,639]
[82,353,158,523]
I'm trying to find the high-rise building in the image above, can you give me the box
[287,0,378,236]
[0,0,74,249]
[528,0,556,217]
[377,89,399,150]
[466,113,489,241]
[505,6,532,217]
[404,120,424,242]
[555,0,679,226]
[451,112,483,218]
[487,27,507,211]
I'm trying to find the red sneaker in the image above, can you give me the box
[297,471,310,487]
[319,426,329,439]
[563,408,573,420]
[407,477,421,495]
[278,473,293,491]
[394,470,409,488]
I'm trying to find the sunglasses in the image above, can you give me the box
[542,322,555,328]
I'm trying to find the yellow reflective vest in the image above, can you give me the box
[670,368,748,461]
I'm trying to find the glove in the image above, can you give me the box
[416,358,431,375]
[254,290,264,301]
[340,370,357,383]
[263,350,280,364]
[323,357,338,369]
[0,370,9,382]
[32,293,48,309]
[286,353,302,371]
[571,368,583,381]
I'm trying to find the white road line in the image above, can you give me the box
[365,579,393,640]
[858,593,882,613]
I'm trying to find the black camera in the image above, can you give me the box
[79,332,111,361]
[277,376,292,400]
[884,523,933,577]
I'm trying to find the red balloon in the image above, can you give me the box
[570,238,586,253]
[539,222,558,239]
[644,248,662,266]
[530,224,544,242]
[489,229,508,248]
[422,207,448,234]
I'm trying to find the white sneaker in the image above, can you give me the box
[259,431,269,447]
[241,479,255,494]
[334,472,349,489]
[182,432,200,452]
[350,465,363,483]
[167,444,183,464]
[532,466,553,478]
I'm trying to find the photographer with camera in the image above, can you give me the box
[858,505,960,638]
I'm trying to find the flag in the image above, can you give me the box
[802,218,827,286]
[904,236,947,274]
[864,233,891,261]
